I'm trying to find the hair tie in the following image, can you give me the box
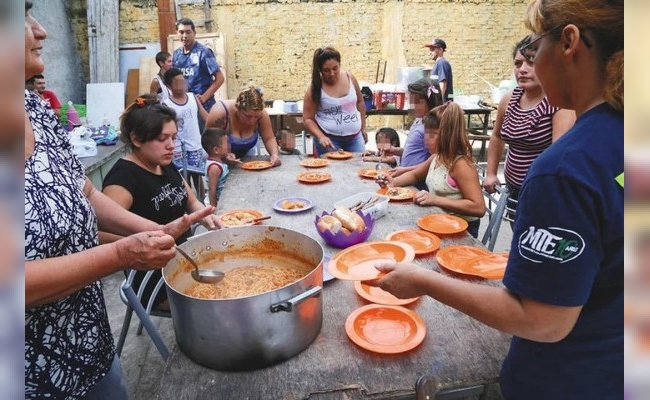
[135,97,146,107]
[427,86,439,98]
[256,87,263,95]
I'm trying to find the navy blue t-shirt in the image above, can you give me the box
[500,103,623,399]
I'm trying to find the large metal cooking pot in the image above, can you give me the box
[162,225,324,371]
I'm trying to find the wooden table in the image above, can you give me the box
[156,155,510,400]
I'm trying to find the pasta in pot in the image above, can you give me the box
[186,264,311,299]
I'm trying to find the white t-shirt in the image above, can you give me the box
[314,76,362,136]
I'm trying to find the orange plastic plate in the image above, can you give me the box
[325,150,354,160]
[240,160,273,171]
[354,281,419,306]
[219,209,264,227]
[345,304,426,354]
[300,158,330,168]
[297,171,332,184]
[417,214,468,235]
[385,229,441,256]
[377,187,416,201]
[435,245,491,275]
[461,252,509,280]
[327,241,415,281]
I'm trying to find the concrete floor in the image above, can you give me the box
[102,133,513,399]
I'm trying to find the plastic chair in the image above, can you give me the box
[115,269,170,360]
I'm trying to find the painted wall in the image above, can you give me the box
[55,0,529,104]
[31,0,86,103]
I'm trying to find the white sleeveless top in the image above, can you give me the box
[314,75,362,136]
[425,155,478,222]
[163,94,202,151]
[153,75,171,102]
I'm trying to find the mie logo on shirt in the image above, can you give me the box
[518,226,585,263]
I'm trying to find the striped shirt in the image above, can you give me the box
[500,86,559,187]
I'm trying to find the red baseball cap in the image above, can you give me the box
[423,38,447,50]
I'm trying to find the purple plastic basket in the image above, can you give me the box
[314,210,375,248]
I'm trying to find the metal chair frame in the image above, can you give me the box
[116,269,170,360]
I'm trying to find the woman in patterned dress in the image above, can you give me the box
[24,2,213,398]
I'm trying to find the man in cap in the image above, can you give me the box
[424,38,453,102]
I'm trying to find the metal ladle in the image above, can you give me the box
[175,246,224,284]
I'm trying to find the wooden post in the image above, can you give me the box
[87,0,119,83]
[158,0,177,53]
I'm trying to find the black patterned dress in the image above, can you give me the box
[24,91,114,398]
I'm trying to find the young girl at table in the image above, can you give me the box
[101,94,222,308]
[380,102,485,237]
[202,127,231,208]
[362,127,401,167]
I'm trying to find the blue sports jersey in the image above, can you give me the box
[173,41,221,111]
[501,103,623,399]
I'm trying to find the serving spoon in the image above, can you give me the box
[175,246,224,284]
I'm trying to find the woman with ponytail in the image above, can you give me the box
[370,0,623,398]
[302,46,367,156]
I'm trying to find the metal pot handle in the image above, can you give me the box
[270,286,322,313]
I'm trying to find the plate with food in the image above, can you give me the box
[460,252,509,280]
[417,214,469,235]
[435,245,491,276]
[353,281,419,306]
[273,197,314,213]
[327,240,415,281]
[240,160,273,171]
[385,229,441,256]
[298,171,332,184]
[377,187,416,201]
[345,304,426,354]
[358,168,390,180]
[219,209,264,227]
[325,150,354,160]
[300,158,330,168]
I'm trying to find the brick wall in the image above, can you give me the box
[114,0,528,103]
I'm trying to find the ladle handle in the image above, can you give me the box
[175,246,199,270]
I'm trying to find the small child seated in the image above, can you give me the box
[362,127,401,166]
[202,128,231,208]
[276,128,301,155]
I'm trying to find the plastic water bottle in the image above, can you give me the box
[66,101,81,131]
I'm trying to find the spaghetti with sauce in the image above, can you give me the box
[186,264,311,299]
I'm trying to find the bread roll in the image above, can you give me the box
[317,215,342,234]
[332,207,365,233]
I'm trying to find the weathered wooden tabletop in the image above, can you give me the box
[156,154,510,400]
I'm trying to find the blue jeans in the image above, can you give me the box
[314,133,366,157]
[83,355,128,400]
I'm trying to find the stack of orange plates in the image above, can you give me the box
[345,304,426,354]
